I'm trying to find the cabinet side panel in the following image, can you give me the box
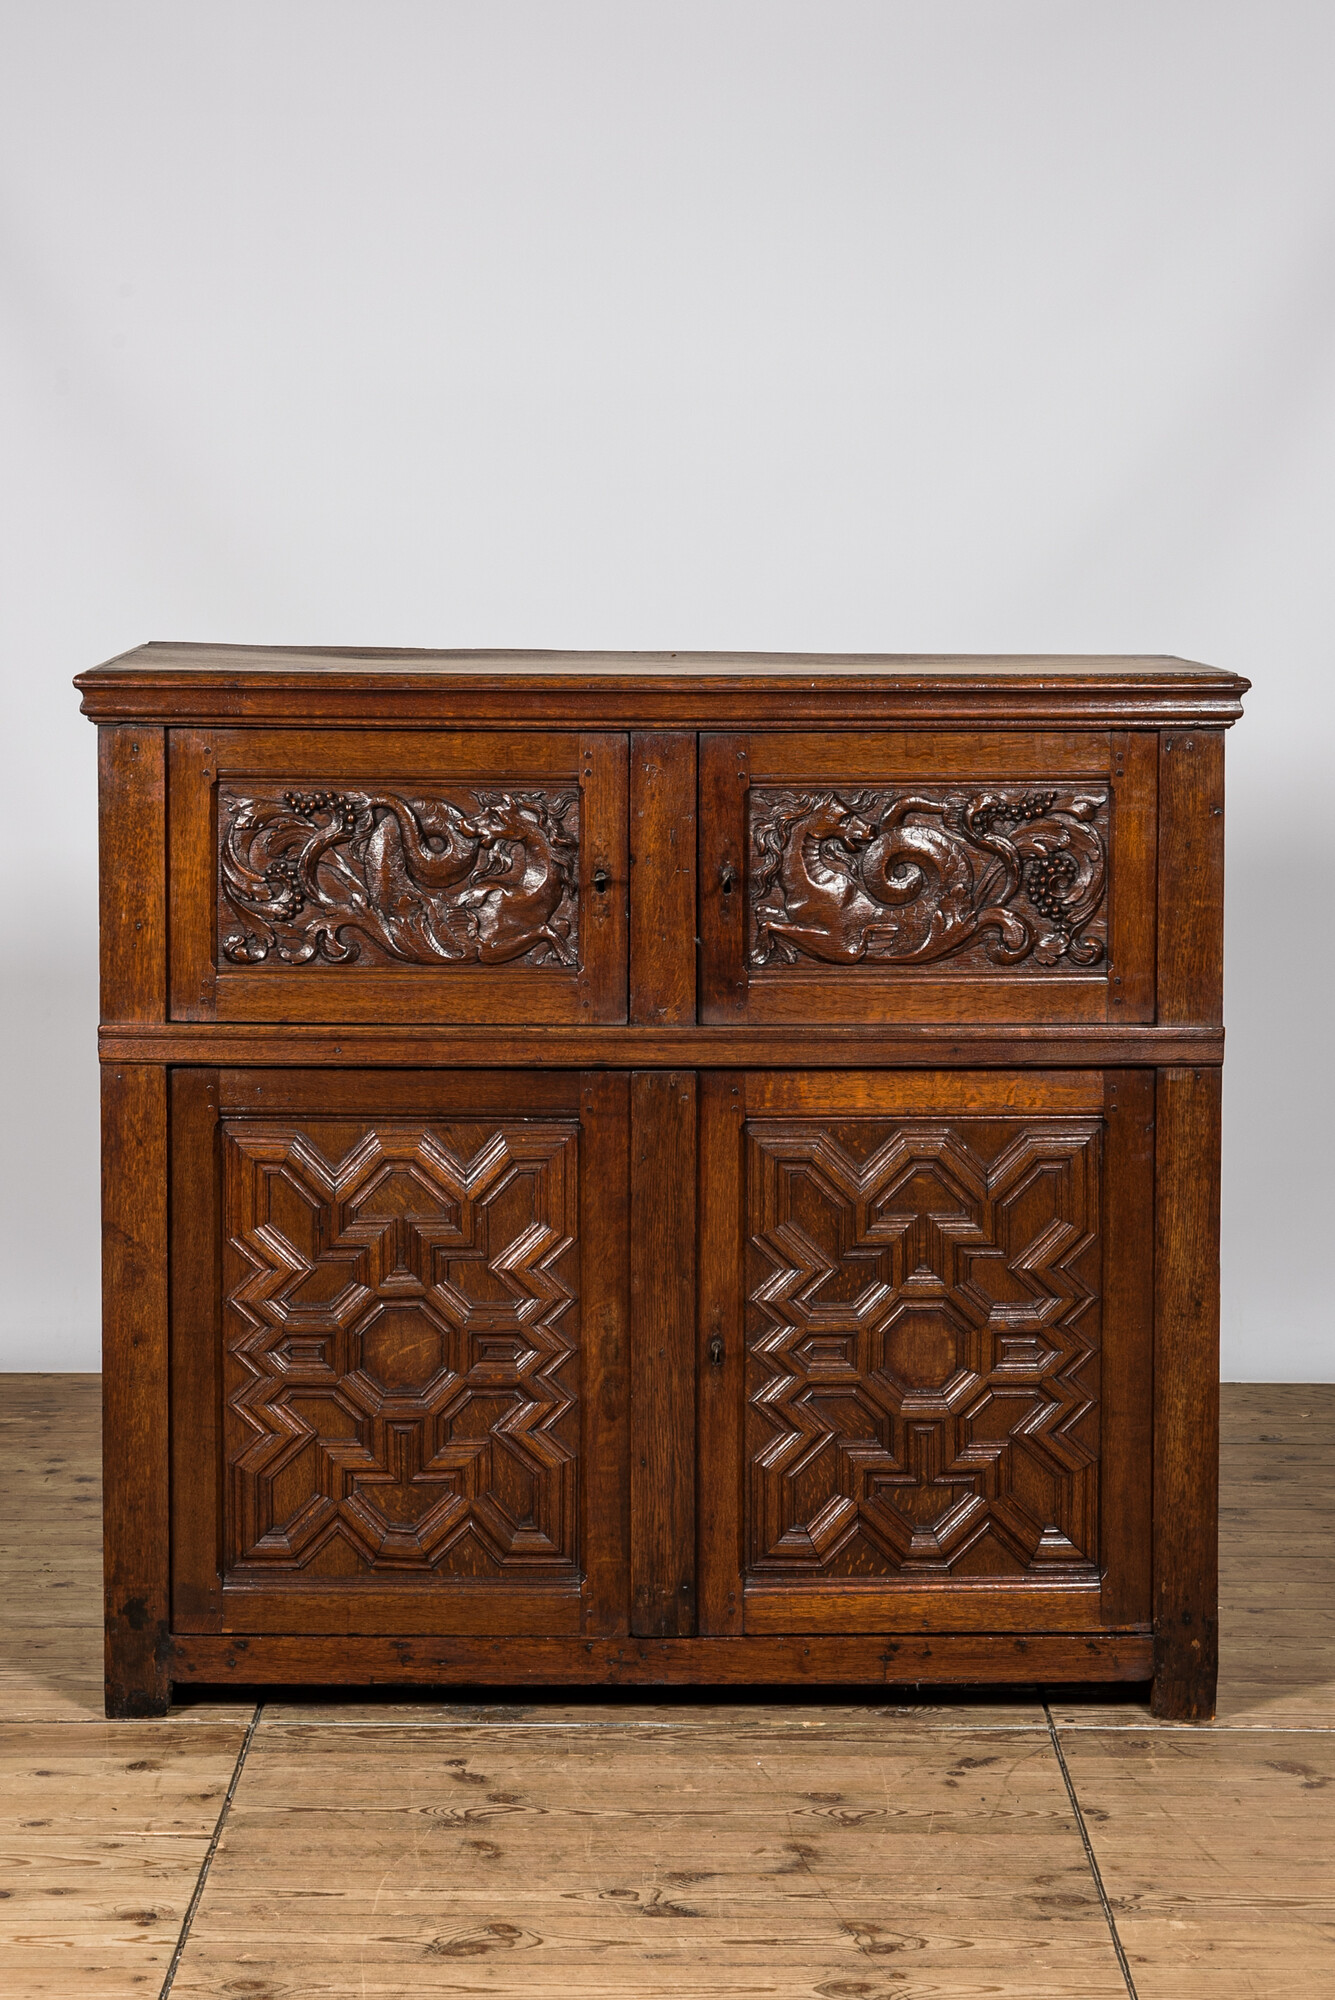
[630,732,697,1024]
[101,1064,170,1714]
[1152,1066,1222,1719]
[630,1070,697,1635]
[1157,730,1225,1026]
[99,725,167,1023]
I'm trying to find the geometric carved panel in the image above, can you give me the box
[748,784,1109,972]
[745,1117,1102,1580]
[218,785,580,969]
[222,1118,579,1579]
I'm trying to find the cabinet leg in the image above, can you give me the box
[1151,1066,1221,1723]
[102,1065,172,1718]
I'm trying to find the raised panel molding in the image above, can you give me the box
[745,1115,1103,1581]
[219,785,580,969]
[748,785,1109,971]
[222,1117,581,1579]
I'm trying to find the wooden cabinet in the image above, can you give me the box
[78,647,1246,1719]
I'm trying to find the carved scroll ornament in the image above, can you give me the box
[749,785,1108,971]
[219,786,579,969]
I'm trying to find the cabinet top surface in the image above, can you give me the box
[84,641,1241,679]
[76,643,1248,726]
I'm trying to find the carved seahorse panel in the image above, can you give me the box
[217,785,580,969]
[747,784,1109,971]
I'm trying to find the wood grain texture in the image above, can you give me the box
[101,1065,171,1717]
[1108,729,1158,1020]
[79,654,1242,1708]
[1152,1066,1223,1721]
[577,1073,632,1637]
[0,1375,253,1726]
[1157,727,1226,1026]
[167,1068,628,1643]
[629,1071,697,1637]
[629,731,696,1023]
[76,644,1250,731]
[700,728,1156,1027]
[100,1019,1227,1067]
[10,1376,1335,2000]
[1052,1386,1335,1731]
[696,1073,745,1634]
[739,1090,1107,1605]
[1058,1730,1335,1998]
[1097,1070,1156,1626]
[163,1720,1131,1997]
[97,725,166,1024]
[0,1720,249,1995]
[166,1629,1152,1685]
[697,733,749,1022]
[169,726,630,1026]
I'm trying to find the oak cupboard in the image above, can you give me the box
[76,646,1246,1720]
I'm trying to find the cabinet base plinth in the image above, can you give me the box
[164,1630,1153,1692]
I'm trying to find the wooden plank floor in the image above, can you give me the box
[2,1377,1332,1998]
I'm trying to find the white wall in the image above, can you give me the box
[1,1,1331,1377]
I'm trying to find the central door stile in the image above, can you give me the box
[629,1070,698,1636]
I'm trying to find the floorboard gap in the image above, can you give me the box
[1044,1701,1140,2000]
[158,1700,263,1999]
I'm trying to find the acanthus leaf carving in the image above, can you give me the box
[748,784,1108,971]
[218,785,579,970]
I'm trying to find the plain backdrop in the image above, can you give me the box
[1,1,1331,1376]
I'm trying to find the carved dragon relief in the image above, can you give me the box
[748,785,1109,971]
[218,786,579,969]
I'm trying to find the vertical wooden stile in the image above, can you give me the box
[630,1070,698,1635]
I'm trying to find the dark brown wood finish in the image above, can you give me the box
[629,1071,697,1636]
[697,1070,1152,1641]
[700,731,1148,1027]
[164,1628,1155,1685]
[1157,729,1226,1026]
[101,1065,171,1715]
[629,731,697,1023]
[169,1069,629,1641]
[99,726,167,1024]
[101,1021,1225,1068]
[80,647,1244,1717]
[1152,1066,1223,1720]
[169,727,629,1025]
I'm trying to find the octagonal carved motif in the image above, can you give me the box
[745,1116,1102,1579]
[221,1117,580,1578]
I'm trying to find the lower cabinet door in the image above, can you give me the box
[697,1069,1153,1638]
[169,1069,629,1638]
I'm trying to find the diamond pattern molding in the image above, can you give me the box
[222,1117,581,1578]
[746,1116,1103,1580]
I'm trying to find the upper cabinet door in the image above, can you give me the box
[699,731,1155,1025]
[168,730,628,1023]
